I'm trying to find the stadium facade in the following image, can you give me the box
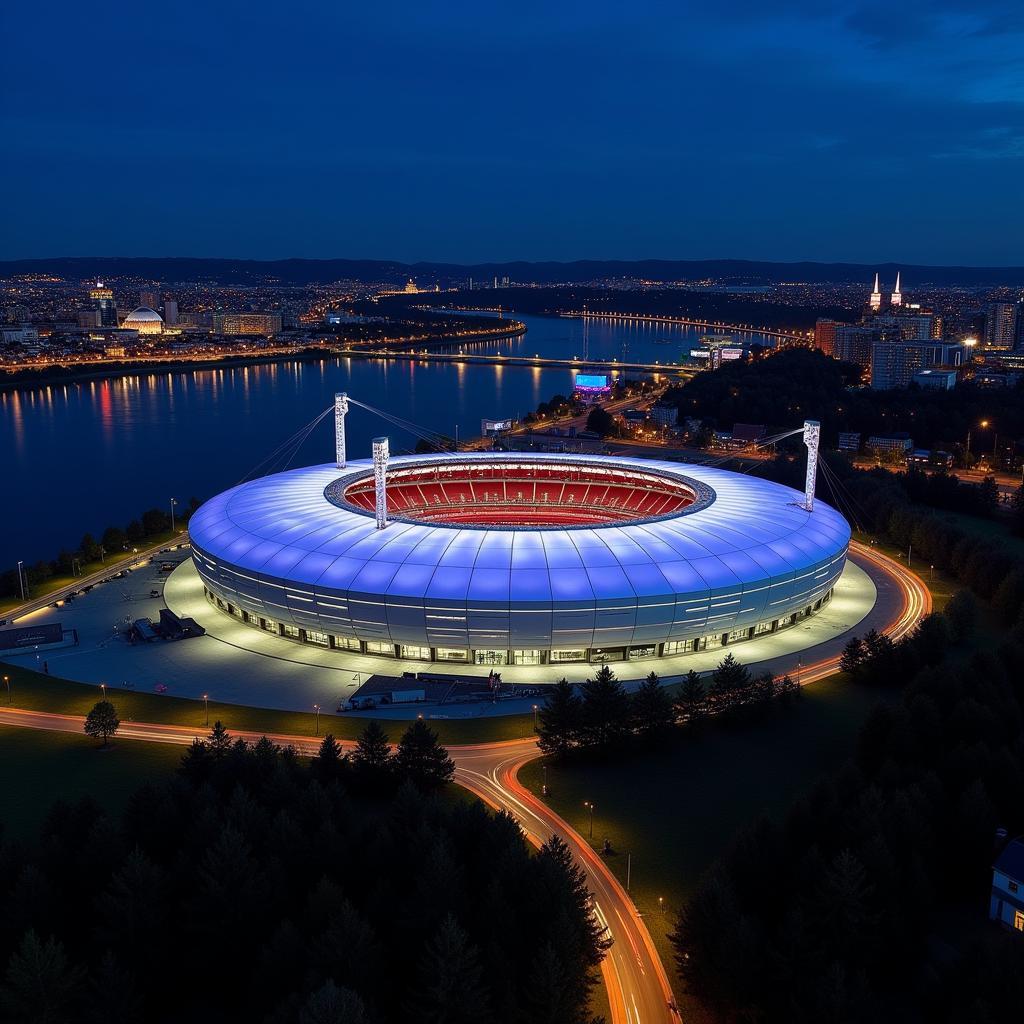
[188,445,850,668]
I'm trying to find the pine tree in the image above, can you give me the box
[207,720,232,759]
[840,635,866,675]
[406,914,492,1024]
[394,720,454,789]
[710,654,750,714]
[298,980,369,1024]
[675,670,706,724]
[579,665,630,749]
[536,678,582,758]
[630,671,674,742]
[0,930,85,1023]
[312,733,345,782]
[351,721,393,788]
[84,700,120,747]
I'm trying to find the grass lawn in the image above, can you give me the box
[0,725,184,838]
[519,675,895,1020]
[0,664,537,745]
[0,529,184,615]
[852,529,957,611]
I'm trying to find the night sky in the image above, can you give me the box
[2,1,1022,264]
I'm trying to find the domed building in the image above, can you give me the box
[121,306,163,335]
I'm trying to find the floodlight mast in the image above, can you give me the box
[372,436,389,529]
[334,392,349,468]
[802,419,820,512]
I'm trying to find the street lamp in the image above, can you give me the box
[203,693,209,727]
[313,704,321,736]
[170,497,179,533]
[584,800,595,839]
[532,703,539,731]
[100,683,106,700]
[3,675,9,704]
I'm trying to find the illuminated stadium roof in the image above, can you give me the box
[188,452,850,657]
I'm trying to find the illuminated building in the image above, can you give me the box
[121,306,164,335]
[189,447,849,668]
[870,339,965,390]
[212,313,283,336]
[90,282,118,327]
[985,302,1017,347]
[162,299,178,325]
[139,289,159,310]
[869,273,882,311]
[813,319,840,355]
[890,272,902,308]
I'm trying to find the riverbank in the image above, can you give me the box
[0,321,527,394]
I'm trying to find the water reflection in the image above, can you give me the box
[0,312,776,564]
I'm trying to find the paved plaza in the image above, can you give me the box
[1,550,885,719]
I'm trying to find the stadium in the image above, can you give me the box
[187,420,851,669]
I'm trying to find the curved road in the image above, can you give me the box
[0,538,929,1024]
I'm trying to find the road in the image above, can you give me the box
[0,538,928,1024]
[2,534,189,625]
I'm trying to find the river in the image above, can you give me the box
[0,313,776,566]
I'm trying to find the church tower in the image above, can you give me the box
[869,272,882,311]
[890,271,902,308]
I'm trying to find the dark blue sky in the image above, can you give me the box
[2,1,1022,264]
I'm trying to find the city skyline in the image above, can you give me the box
[3,2,1023,264]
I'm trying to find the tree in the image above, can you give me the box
[351,721,393,788]
[207,721,232,759]
[394,720,454,789]
[585,406,617,437]
[298,981,369,1024]
[0,930,85,1024]
[312,733,345,782]
[406,914,492,1024]
[944,589,978,644]
[709,653,750,713]
[630,672,674,742]
[579,665,630,748]
[536,679,582,759]
[675,670,706,724]
[839,635,866,675]
[84,700,120,747]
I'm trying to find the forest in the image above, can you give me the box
[0,721,608,1024]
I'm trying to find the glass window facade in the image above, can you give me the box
[549,649,587,663]
[305,630,330,647]
[512,649,543,665]
[400,644,432,661]
[435,647,469,662]
[474,650,508,666]
[364,640,395,656]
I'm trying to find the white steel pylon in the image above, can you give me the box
[802,419,821,512]
[334,392,349,468]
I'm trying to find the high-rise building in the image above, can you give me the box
[813,319,841,355]
[890,272,903,308]
[833,325,878,370]
[869,273,882,312]
[212,313,282,336]
[1015,298,1024,351]
[870,339,966,390]
[985,302,1017,347]
[872,311,940,341]
[162,299,178,325]
[90,282,118,327]
[139,289,159,310]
